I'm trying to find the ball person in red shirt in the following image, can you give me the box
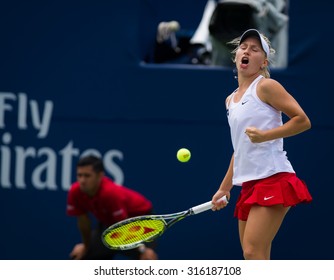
[67,155,158,260]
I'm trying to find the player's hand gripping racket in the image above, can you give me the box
[102,196,228,250]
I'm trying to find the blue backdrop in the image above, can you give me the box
[0,0,331,260]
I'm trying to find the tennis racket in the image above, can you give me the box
[101,195,228,250]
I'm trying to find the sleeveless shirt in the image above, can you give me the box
[227,75,294,186]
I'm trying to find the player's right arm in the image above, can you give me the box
[70,214,91,259]
[212,154,234,210]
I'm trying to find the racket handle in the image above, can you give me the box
[191,195,228,215]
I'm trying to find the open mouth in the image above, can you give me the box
[241,57,249,64]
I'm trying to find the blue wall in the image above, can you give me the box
[0,0,332,260]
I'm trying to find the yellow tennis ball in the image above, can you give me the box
[177,148,191,162]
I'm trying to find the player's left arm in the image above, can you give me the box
[245,78,311,143]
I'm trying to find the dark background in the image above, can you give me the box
[0,0,331,260]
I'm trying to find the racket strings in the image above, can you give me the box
[103,218,166,249]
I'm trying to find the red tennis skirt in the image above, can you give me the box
[234,172,312,221]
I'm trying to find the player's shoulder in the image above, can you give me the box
[258,77,283,92]
[68,181,80,192]
[101,176,119,187]
[67,182,83,199]
[100,177,123,193]
[226,89,237,106]
[257,77,288,103]
[226,94,232,104]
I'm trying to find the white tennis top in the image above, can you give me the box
[227,75,294,186]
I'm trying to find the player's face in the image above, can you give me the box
[76,165,103,196]
[236,37,267,74]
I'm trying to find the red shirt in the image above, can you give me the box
[66,177,153,226]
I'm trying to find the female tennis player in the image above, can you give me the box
[211,29,312,260]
